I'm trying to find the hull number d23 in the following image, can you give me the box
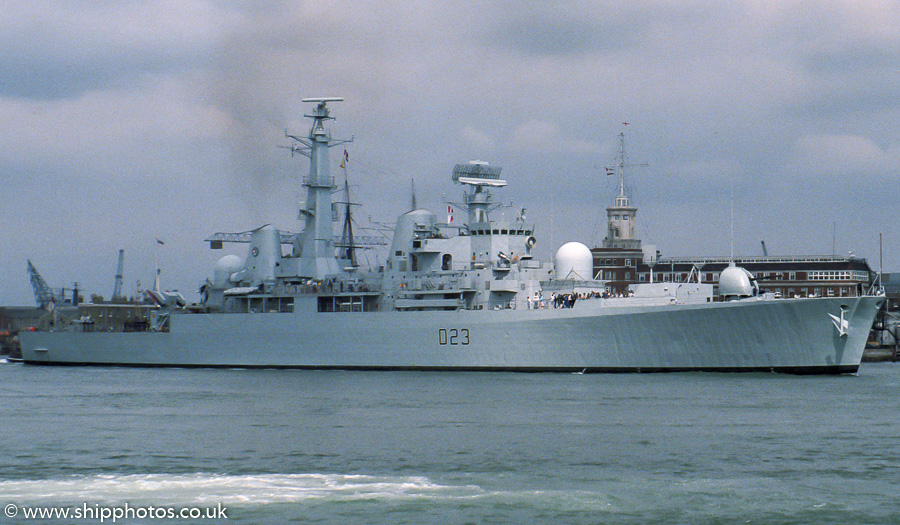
[438,328,470,345]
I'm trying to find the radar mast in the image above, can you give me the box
[450,161,506,225]
[284,98,353,278]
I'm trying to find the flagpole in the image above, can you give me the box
[154,237,164,292]
[154,239,159,292]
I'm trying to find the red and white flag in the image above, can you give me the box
[447,205,454,223]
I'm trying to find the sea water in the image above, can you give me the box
[0,363,898,524]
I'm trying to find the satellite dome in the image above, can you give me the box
[213,254,245,287]
[718,264,758,300]
[555,242,593,280]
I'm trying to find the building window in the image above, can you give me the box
[808,270,853,281]
[789,272,796,281]
[625,259,632,267]
[625,272,631,280]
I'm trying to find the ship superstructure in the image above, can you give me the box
[198,101,577,315]
[379,161,552,312]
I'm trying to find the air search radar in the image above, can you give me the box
[452,160,507,187]
[301,98,344,122]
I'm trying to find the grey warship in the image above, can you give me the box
[20,99,884,373]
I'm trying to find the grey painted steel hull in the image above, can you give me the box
[20,296,881,373]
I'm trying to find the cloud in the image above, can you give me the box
[789,134,900,178]
[460,126,495,150]
[509,120,599,154]
[0,1,234,100]
[0,76,231,185]
[486,1,696,57]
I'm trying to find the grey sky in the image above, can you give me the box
[2,1,898,305]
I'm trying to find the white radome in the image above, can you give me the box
[555,242,593,280]
[213,255,245,287]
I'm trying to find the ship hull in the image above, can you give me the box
[20,296,882,374]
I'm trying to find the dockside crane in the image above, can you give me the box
[27,259,56,309]
[112,249,125,301]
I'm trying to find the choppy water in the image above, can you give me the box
[1,363,898,524]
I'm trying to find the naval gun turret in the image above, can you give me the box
[718,264,760,301]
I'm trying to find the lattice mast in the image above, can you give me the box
[607,130,648,207]
[336,149,359,267]
[111,249,125,300]
[27,259,55,308]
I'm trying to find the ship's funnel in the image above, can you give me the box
[244,225,281,286]
[388,209,437,272]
